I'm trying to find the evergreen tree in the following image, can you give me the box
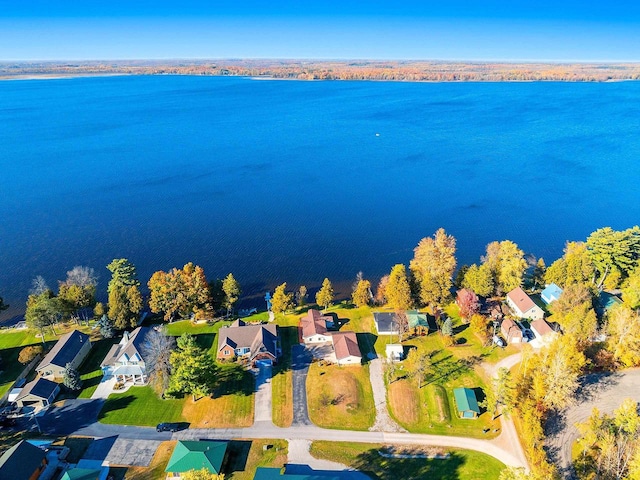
[352,279,372,307]
[167,334,217,401]
[63,362,82,391]
[107,258,142,329]
[386,264,412,311]
[98,314,115,339]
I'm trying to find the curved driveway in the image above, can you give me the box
[545,369,640,478]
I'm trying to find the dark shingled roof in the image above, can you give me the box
[218,323,279,361]
[0,440,46,479]
[37,329,90,370]
[101,327,152,367]
[16,377,59,401]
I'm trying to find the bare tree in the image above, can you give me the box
[30,275,49,295]
[141,327,176,395]
[64,266,98,287]
[394,310,409,343]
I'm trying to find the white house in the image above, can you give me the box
[530,318,557,345]
[506,287,544,321]
[331,331,362,366]
[385,344,404,361]
[101,327,152,385]
[500,318,524,344]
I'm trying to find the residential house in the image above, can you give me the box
[541,283,563,305]
[385,344,404,361]
[506,287,545,321]
[101,327,152,385]
[36,329,91,380]
[61,459,109,480]
[331,331,362,365]
[217,320,280,366]
[165,440,228,479]
[500,318,524,344]
[453,387,480,419]
[14,377,59,409]
[406,310,433,330]
[530,318,558,345]
[254,467,340,480]
[0,440,47,480]
[300,309,333,344]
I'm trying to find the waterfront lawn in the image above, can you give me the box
[182,364,254,428]
[307,362,375,431]
[272,325,297,427]
[309,441,506,480]
[165,319,232,356]
[98,386,186,426]
[386,332,500,438]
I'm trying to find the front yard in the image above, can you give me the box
[306,361,375,431]
[98,385,186,426]
[309,441,506,480]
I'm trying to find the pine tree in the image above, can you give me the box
[98,314,115,339]
[63,362,82,391]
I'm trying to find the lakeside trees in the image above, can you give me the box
[315,278,334,312]
[386,264,412,311]
[107,258,143,329]
[148,263,212,321]
[222,273,241,317]
[410,228,457,307]
[271,283,293,316]
[25,290,64,341]
[58,265,98,323]
[352,278,372,307]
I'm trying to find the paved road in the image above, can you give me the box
[545,369,640,478]
[291,345,312,426]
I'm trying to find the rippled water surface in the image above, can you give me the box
[1,76,639,306]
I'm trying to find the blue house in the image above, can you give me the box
[541,283,563,305]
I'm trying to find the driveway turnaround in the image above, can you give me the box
[546,369,640,478]
[291,345,312,426]
[105,438,163,466]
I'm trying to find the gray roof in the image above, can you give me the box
[37,329,90,370]
[373,312,399,334]
[0,440,46,479]
[101,327,152,367]
[15,377,59,401]
[218,323,279,360]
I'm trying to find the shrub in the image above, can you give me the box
[18,345,43,364]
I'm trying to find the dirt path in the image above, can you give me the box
[367,358,406,433]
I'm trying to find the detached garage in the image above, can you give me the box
[14,378,59,409]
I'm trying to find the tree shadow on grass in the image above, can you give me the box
[214,366,254,397]
[351,447,466,480]
[356,333,378,362]
[225,440,252,475]
[97,396,135,421]
[195,333,216,351]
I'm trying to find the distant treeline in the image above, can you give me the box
[3,59,640,82]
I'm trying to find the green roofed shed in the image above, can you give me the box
[166,440,228,475]
[254,467,341,480]
[406,310,430,329]
[453,387,480,419]
[61,468,101,480]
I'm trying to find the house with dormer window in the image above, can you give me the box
[101,327,152,384]
[217,320,280,366]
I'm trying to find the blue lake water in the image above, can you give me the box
[1,76,640,308]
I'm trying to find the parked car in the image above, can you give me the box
[493,335,506,347]
[156,422,183,432]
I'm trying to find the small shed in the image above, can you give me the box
[453,387,480,419]
[500,318,523,344]
[541,284,563,305]
[386,344,404,361]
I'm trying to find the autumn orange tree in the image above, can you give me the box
[148,262,211,321]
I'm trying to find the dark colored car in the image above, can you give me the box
[156,422,182,432]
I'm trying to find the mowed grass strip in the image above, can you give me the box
[307,362,375,431]
[309,441,506,480]
[99,386,185,426]
[182,364,254,428]
[225,439,288,480]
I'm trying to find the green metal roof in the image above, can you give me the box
[406,310,429,328]
[61,468,101,480]
[254,467,341,480]
[453,387,480,414]
[165,440,227,474]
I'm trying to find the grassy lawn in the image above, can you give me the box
[226,439,287,480]
[307,362,375,431]
[99,385,186,426]
[110,440,175,480]
[309,441,506,480]
[182,364,255,428]
[165,319,232,356]
[386,332,500,439]
[272,325,297,427]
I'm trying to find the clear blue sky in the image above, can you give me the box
[2,0,640,61]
